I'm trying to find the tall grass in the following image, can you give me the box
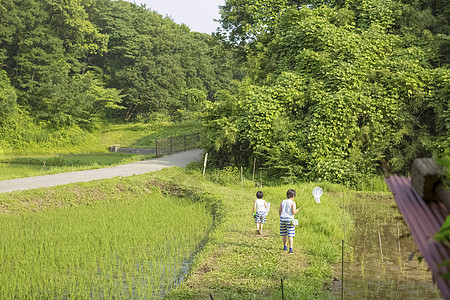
[1,119,202,156]
[0,124,105,156]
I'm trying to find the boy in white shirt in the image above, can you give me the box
[252,191,267,235]
[279,189,299,253]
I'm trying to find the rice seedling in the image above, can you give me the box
[0,193,212,299]
[334,186,443,299]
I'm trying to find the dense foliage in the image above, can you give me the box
[203,0,450,184]
[88,0,236,121]
[0,0,236,151]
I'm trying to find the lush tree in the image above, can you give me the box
[89,0,236,121]
[0,70,17,124]
[0,0,112,129]
[0,0,236,131]
[205,0,449,185]
[33,68,123,129]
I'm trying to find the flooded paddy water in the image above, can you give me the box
[332,191,443,299]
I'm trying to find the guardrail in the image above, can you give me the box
[155,133,200,157]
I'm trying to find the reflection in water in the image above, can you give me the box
[333,192,442,299]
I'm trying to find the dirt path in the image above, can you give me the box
[0,149,203,194]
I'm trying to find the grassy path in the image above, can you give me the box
[157,169,344,299]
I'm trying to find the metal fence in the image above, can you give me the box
[155,133,200,157]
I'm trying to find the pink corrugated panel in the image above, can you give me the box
[385,175,450,299]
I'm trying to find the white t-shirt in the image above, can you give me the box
[280,199,294,218]
[255,199,266,214]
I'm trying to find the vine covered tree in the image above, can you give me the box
[204,0,450,184]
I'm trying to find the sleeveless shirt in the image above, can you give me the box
[255,199,266,214]
[280,199,294,218]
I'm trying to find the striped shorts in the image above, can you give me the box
[254,211,266,224]
[280,217,295,237]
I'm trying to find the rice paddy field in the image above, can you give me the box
[0,175,213,299]
[332,190,443,299]
[0,164,442,299]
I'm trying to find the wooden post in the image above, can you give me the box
[184,134,187,151]
[241,166,244,186]
[252,158,256,181]
[341,239,344,300]
[203,153,208,176]
[411,158,450,211]
[170,137,173,154]
[260,172,263,189]
[155,139,158,157]
[378,229,384,262]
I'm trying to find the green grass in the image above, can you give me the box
[100,120,201,149]
[0,166,349,299]
[0,166,438,299]
[0,153,155,180]
[161,167,347,299]
[0,120,202,180]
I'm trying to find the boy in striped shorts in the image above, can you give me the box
[253,191,267,235]
[279,189,299,254]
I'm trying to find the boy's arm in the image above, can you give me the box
[279,203,282,217]
[292,201,299,214]
[264,201,268,208]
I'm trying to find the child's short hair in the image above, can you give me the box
[287,189,296,198]
[256,191,264,199]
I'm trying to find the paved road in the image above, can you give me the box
[0,149,203,194]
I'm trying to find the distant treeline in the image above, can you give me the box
[0,0,238,131]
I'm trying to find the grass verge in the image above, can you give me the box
[0,153,155,181]
[0,120,201,180]
[100,120,201,149]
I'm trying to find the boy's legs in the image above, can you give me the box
[256,213,266,235]
[286,222,295,253]
[259,213,266,235]
[255,214,262,234]
[280,217,289,250]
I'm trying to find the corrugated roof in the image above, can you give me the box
[385,175,450,299]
